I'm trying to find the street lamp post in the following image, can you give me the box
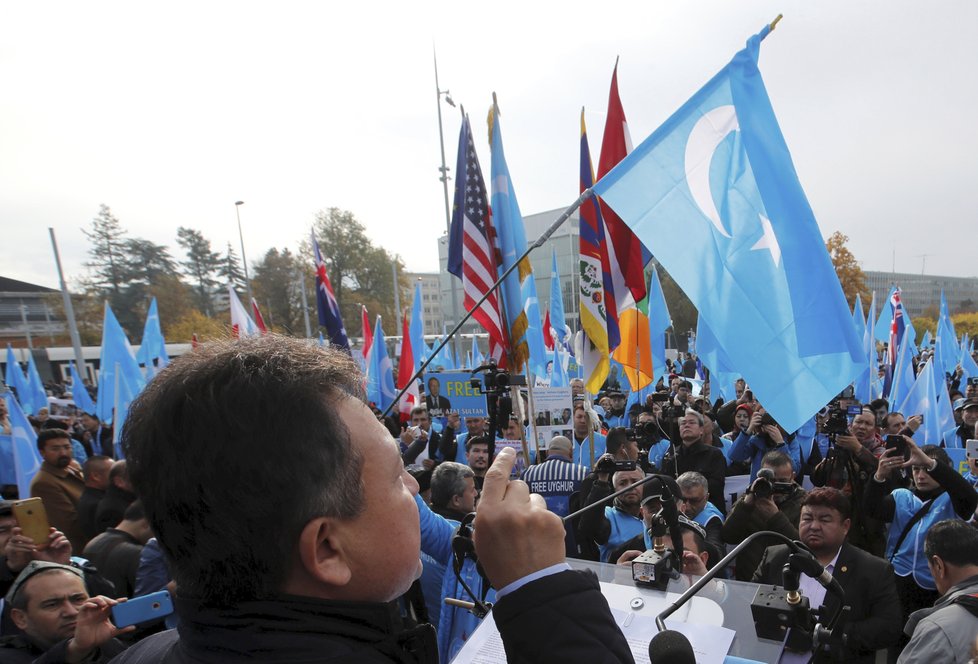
[434,48,464,363]
[234,201,253,306]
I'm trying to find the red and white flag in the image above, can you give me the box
[397,314,418,423]
[251,299,268,334]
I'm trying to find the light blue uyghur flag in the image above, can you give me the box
[410,282,425,373]
[647,266,671,388]
[920,329,933,350]
[317,332,326,347]
[888,327,916,413]
[935,369,956,447]
[549,248,571,347]
[4,347,30,410]
[851,293,864,332]
[96,303,146,425]
[550,344,569,388]
[854,291,875,404]
[366,317,396,412]
[960,340,978,381]
[136,297,170,371]
[898,359,943,445]
[5,393,42,499]
[592,24,861,432]
[24,354,49,416]
[936,290,959,375]
[489,105,548,380]
[471,334,485,368]
[695,316,741,403]
[873,286,896,343]
[69,363,96,415]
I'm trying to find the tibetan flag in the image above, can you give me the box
[578,109,618,394]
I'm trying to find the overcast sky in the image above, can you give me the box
[2,1,976,293]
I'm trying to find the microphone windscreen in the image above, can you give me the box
[648,629,695,664]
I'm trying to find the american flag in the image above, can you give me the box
[311,231,350,351]
[447,113,507,366]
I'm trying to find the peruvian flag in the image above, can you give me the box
[397,313,418,423]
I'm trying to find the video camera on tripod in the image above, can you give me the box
[469,362,526,459]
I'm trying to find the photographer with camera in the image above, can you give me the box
[722,450,807,581]
[864,437,978,626]
[577,466,646,563]
[633,409,671,470]
[728,407,802,481]
[811,406,887,555]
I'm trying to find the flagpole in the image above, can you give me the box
[382,190,591,417]
[297,272,313,338]
[433,46,464,366]
[48,228,87,379]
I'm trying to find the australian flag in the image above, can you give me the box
[311,231,350,351]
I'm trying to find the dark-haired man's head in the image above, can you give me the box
[82,455,113,490]
[108,460,133,493]
[123,335,421,605]
[799,488,851,560]
[430,462,477,517]
[465,436,490,475]
[606,428,638,461]
[36,429,73,468]
[925,520,978,595]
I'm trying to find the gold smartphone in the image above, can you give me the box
[12,498,50,547]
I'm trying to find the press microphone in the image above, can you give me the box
[788,550,844,597]
[648,629,695,663]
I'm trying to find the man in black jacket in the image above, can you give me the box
[661,410,727,513]
[753,487,902,663]
[111,335,633,663]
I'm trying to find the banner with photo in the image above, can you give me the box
[422,371,488,418]
[530,386,574,450]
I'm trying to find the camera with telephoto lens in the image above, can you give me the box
[650,392,684,419]
[750,467,794,500]
[594,456,637,475]
[470,364,526,396]
[626,420,659,442]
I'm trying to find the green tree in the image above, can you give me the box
[309,208,407,333]
[176,227,221,316]
[655,265,697,351]
[82,204,128,298]
[252,248,303,334]
[825,231,870,311]
[217,242,248,293]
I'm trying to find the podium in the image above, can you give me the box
[452,558,783,663]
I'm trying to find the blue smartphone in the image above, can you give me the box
[111,590,173,628]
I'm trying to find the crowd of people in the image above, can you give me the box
[2,337,978,663]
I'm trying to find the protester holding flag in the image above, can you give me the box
[866,438,978,628]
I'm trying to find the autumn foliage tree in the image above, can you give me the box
[825,231,871,312]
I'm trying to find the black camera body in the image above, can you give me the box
[751,468,794,500]
[595,456,637,474]
[626,420,658,442]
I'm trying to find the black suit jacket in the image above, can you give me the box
[752,541,902,663]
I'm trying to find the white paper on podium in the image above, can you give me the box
[451,580,735,664]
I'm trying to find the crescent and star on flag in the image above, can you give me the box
[684,104,782,267]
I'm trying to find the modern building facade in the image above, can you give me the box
[864,271,978,319]
[0,277,64,348]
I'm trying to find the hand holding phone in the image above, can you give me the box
[111,590,174,628]
[12,498,50,548]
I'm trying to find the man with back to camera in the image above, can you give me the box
[111,335,632,663]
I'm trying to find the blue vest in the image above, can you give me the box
[648,439,672,471]
[692,500,725,528]
[572,432,606,468]
[599,505,644,563]
[885,489,960,590]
